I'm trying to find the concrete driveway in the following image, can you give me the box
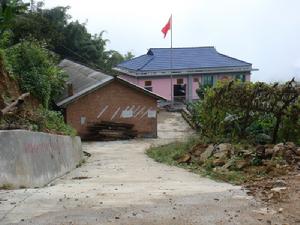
[0,111,264,225]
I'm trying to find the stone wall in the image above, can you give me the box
[0,130,83,188]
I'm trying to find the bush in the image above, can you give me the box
[192,80,300,144]
[34,107,76,136]
[4,40,66,107]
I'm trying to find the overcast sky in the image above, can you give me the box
[40,0,300,82]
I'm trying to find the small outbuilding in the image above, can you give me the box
[56,59,164,140]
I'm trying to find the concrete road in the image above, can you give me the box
[0,111,264,225]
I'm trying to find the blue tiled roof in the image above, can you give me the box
[116,47,252,72]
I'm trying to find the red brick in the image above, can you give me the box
[65,80,158,138]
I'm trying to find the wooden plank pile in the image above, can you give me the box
[85,121,138,141]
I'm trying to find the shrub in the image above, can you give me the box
[34,107,76,136]
[192,79,300,144]
[4,40,66,107]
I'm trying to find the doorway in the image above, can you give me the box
[173,84,186,102]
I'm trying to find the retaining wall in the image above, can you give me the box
[0,130,83,188]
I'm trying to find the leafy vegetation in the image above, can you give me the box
[190,80,300,144]
[0,0,135,136]
[10,2,134,73]
[4,40,66,107]
[0,0,28,35]
[33,107,76,136]
[147,139,197,165]
[0,1,75,136]
[149,79,300,185]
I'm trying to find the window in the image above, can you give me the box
[177,78,184,84]
[145,80,152,86]
[203,75,214,87]
[80,116,86,125]
[144,80,152,92]
[235,74,246,82]
[193,78,199,83]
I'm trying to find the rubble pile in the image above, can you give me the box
[177,142,300,179]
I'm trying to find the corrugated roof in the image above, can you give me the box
[56,59,113,106]
[116,47,252,73]
[56,59,164,107]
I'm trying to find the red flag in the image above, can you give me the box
[161,15,172,38]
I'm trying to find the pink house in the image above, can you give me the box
[114,47,255,102]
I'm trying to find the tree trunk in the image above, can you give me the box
[0,92,30,116]
[272,113,282,144]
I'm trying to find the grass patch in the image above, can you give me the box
[0,183,14,190]
[146,137,197,165]
[146,138,248,185]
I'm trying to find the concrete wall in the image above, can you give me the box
[0,130,83,188]
[65,79,158,138]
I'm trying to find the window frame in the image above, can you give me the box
[202,75,214,87]
[177,78,184,85]
[144,80,153,92]
[235,74,246,82]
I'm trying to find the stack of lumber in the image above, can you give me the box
[85,121,138,141]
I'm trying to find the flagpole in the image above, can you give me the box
[170,14,173,106]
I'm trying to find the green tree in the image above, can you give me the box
[10,5,130,73]
[0,0,28,36]
[5,40,66,107]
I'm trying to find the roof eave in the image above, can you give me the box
[114,66,254,77]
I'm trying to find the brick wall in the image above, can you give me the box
[65,80,158,138]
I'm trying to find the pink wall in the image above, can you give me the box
[119,74,138,85]
[192,76,201,99]
[120,73,251,101]
[138,77,187,100]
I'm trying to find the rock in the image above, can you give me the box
[295,148,300,156]
[199,144,215,163]
[177,154,191,164]
[218,143,232,152]
[286,142,296,149]
[265,148,274,158]
[255,145,265,158]
[283,150,295,164]
[273,179,287,188]
[193,149,204,157]
[222,159,235,169]
[190,143,208,154]
[240,149,253,157]
[273,143,285,157]
[215,143,233,158]
[235,160,249,170]
[212,158,226,167]
[271,187,287,192]
[214,151,228,159]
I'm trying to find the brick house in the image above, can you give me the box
[114,47,256,102]
[56,60,164,139]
